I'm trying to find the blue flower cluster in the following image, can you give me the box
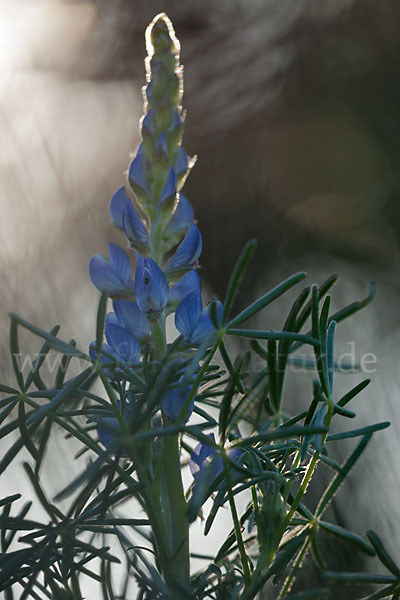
[88,15,222,432]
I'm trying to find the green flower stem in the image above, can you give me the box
[277,534,312,599]
[222,451,251,588]
[162,429,190,586]
[283,395,334,528]
[152,314,190,591]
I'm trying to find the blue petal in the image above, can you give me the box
[190,301,223,345]
[89,342,119,379]
[169,108,182,133]
[128,144,148,194]
[105,322,141,363]
[175,290,202,340]
[97,417,121,449]
[122,200,149,249]
[113,299,151,340]
[155,132,168,157]
[165,224,202,273]
[175,146,188,177]
[162,384,194,422]
[169,271,201,306]
[89,254,129,294]
[164,195,194,237]
[159,167,177,207]
[109,186,129,229]
[142,110,154,136]
[105,313,120,328]
[135,256,169,318]
[108,243,132,286]
[145,81,153,103]
[189,434,217,477]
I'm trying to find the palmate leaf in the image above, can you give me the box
[9,313,88,360]
[23,325,60,392]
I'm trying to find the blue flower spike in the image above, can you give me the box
[134,255,169,319]
[89,243,134,297]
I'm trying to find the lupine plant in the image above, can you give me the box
[0,13,398,600]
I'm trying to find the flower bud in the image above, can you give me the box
[256,480,286,567]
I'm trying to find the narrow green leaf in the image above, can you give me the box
[310,535,327,570]
[227,329,320,345]
[219,339,246,394]
[357,584,398,600]
[242,532,308,599]
[326,421,390,442]
[2,502,33,551]
[227,272,306,329]
[294,275,338,333]
[323,572,397,584]
[219,359,245,442]
[55,340,76,388]
[35,418,53,476]
[338,379,371,407]
[96,292,108,354]
[0,494,21,508]
[277,286,310,401]
[266,339,279,411]
[284,589,329,599]
[0,384,18,395]
[23,463,64,522]
[18,400,39,461]
[332,403,355,419]
[24,326,60,391]
[319,521,375,556]
[316,434,372,517]
[222,239,257,324]
[0,421,39,476]
[232,424,328,447]
[9,318,24,390]
[366,530,400,578]
[329,282,376,324]
[0,400,18,428]
[326,320,336,395]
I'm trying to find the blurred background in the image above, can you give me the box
[1,0,400,596]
